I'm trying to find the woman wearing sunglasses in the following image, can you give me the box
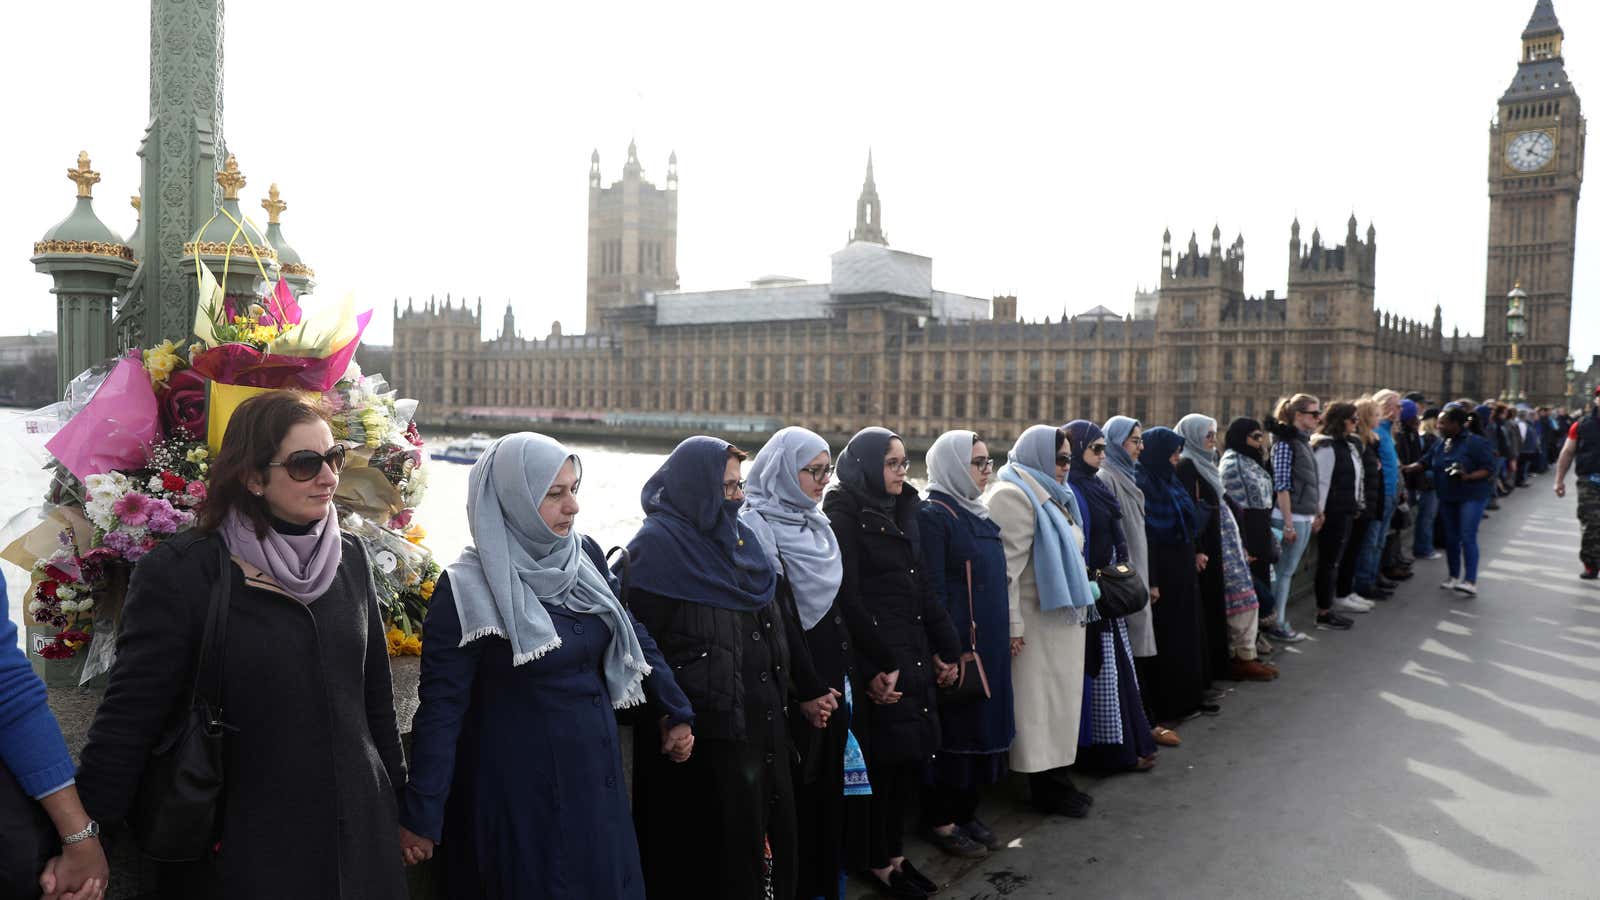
[397,432,693,899]
[77,391,408,899]
[1062,420,1160,773]
[915,430,1014,860]
[825,427,961,899]
[624,436,794,899]
[986,425,1098,818]
[737,427,849,900]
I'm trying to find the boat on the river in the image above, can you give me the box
[432,433,494,464]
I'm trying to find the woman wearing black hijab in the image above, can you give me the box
[824,427,962,899]
[624,436,795,899]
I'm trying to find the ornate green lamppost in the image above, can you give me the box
[1504,282,1528,403]
[31,152,136,393]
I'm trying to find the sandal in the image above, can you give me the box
[1135,755,1158,771]
[1151,726,1182,747]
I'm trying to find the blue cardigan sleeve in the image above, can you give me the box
[0,570,77,799]
[398,574,480,842]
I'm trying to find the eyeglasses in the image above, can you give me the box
[1300,409,1323,419]
[1088,443,1107,455]
[1055,454,1071,467]
[1248,432,1266,440]
[883,457,911,473]
[267,445,346,482]
[970,456,994,472]
[722,479,747,497]
[799,463,835,482]
[1126,436,1145,446]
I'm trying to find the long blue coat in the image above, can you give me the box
[918,491,1015,783]
[399,538,692,900]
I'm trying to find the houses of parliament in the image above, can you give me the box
[392,2,1584,443]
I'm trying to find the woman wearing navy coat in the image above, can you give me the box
[917,430,1015,860]
[398,433,694,900]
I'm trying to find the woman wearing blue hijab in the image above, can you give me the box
[1064,420,1161,773]
[400,433,694,900]
[987,425,1099,817]
[1136,427,1214,723]
[625,435,796,900]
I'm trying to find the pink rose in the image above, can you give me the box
[159,368,209,440]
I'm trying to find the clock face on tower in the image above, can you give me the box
[1506,130,1556,172]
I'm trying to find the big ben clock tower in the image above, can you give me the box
[1485,0,1586,403]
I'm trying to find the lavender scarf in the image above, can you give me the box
[222,507,343,603]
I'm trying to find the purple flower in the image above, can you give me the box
[102,530,137,557]
[146,499,193,535]
[113,492,154,527]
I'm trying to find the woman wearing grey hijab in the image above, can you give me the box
[917,430,1015,859]
[1175,415,1275,685]
[399,433,694,899]
[738,427,849,900]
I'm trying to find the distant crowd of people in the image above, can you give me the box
[3,384,1598,900]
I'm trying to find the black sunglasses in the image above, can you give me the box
[268,444,347,482]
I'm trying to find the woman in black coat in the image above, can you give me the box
[76,390,407,900]
[825,427,961,899]
[625,436,796,900]
[398,433,694,899]
[738,427,850,900]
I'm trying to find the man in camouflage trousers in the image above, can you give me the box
[1555,386,1600,580]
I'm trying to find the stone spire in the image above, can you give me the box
[1524,0,1561,41]
[850,150,887,245]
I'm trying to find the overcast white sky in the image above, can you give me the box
[2,0,1595,367]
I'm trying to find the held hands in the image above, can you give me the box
[38,839,109,900]
[1282,523,1297,544]
[867,669,903,704]
[659,718,694,762]
[800,688,842,729]
[1149,586,1161,605]
[933,656,959,688]
[1312,514,1325,534]
[399,826,435,867]
[1194,553,1209,573]
[1010,637,1025,657]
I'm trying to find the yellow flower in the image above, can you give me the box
[405,523,428,545]
[186,447,209,463]
[142,340,183,387]
[401,635,422,656]
[386,627,405,656]
[419,579,436,600]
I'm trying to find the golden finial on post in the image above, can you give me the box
[262,183,287,225]
[67,151,100,199]
[131,194,141,216]
[216,154,246,201]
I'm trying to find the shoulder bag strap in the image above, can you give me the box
[927,499,979,650]
[191,540,232,727]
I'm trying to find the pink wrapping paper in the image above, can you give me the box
[45,355,162,481]
[190,309,372,392]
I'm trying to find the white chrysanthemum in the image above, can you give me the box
[56,585,76,601]
[147,475,164,492]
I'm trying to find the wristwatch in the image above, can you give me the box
[61,820,99,845]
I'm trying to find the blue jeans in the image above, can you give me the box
[1270,512,1315,632]
[1438,497,1489,582]
[1353,492,1396,592]
[1412,490,1439,557]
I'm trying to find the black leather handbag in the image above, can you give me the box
[928,500,992,705]
[1093,562,1149,620]
[130,540,234,862]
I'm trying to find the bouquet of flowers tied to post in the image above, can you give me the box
[5,263,439,686]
